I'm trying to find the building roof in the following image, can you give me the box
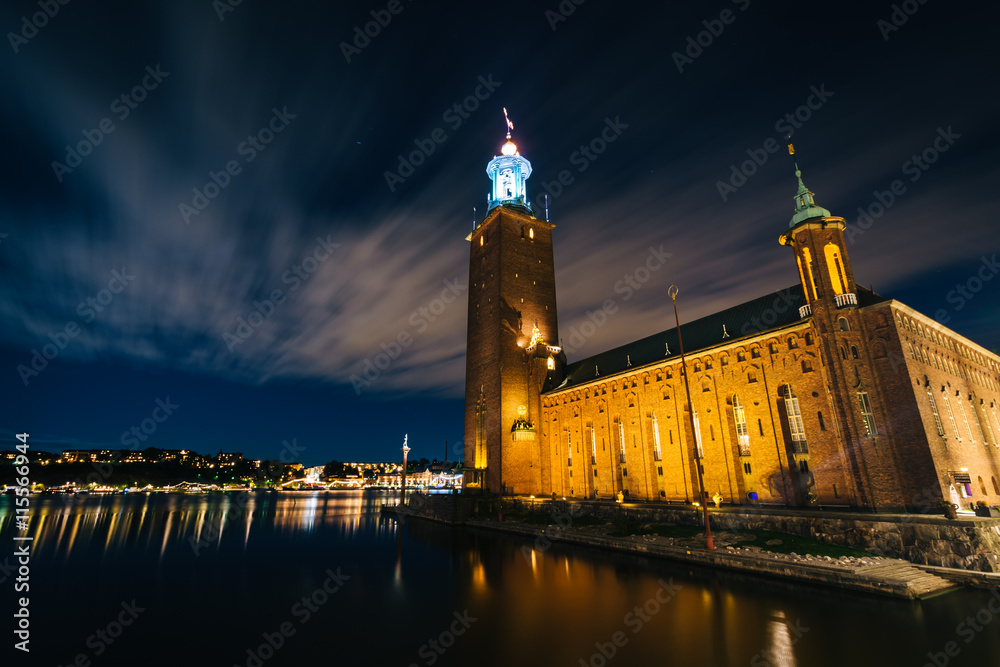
[549,285,888,393]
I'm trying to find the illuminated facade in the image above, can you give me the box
[464,136,1000,512]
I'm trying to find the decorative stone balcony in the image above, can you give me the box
[834,292,858,309]
[798,304,812,318]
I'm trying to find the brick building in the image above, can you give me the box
[463,131,1000,512]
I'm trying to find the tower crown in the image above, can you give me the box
[788,144,830,227]
[486,109,532,213]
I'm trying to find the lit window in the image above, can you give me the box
[692,410,704,459]
[529,228,534,239]
[943,395,960,440]
[858,392,877,437]
[956,400,974,442]
[927,390,945,437]
[782,385,807,453]
[617,420,626,464]
[733,395,750,456]
[652,414,662,461]
[547,357,555,370]
[566,431,572,467]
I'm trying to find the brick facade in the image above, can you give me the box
[464,161,1000,512]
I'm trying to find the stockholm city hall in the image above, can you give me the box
[462,123,1000,512]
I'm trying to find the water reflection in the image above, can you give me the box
[1,489,391,562]
[2,491,999,667]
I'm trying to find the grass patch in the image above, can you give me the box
[730,530,875,558]
[571,515,610,527]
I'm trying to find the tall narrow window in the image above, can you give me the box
[982,408,997,446]
[652,414,663,461]
[824,243,848,295]
[972,404,988,445]
[733,395,750,456]
[858,392,877,437]
[692,410,704,459]
[617,420,626,465]
[566,431,573,466]
[927,390,945,437]
[590,424,597,464]
[782,385,807,454]
[956,400,974,442]
[801,247,819,299]
[943,395,960,440]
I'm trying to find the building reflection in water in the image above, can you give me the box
[2,490,387,563]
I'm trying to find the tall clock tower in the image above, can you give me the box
[464,124,564,495]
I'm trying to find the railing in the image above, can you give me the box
[798,304,812,318]
[834,292,858,308]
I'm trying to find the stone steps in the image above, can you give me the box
[854,562,961,598]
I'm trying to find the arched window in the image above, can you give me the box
[839,317,850,331]
[733,395,750,456]
[824,243,848,295]
[927,390,945,436]
[841,346,848,360]
[651,413,662,461]
[617,419,627,464]
[691,409,704,459]
[782,385,807,453]
[943,395,960,440]
[851,346,860,359]
[858,391,878,437]
[801,247,819,300]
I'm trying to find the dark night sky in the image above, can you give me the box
[1,0,998,465]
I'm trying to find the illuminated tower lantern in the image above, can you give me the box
[778,144,911,510]
[464,111,564,495]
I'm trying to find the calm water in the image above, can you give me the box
[2,490,999,667]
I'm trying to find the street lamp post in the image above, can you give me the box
[669,285,714,551]
[400,434,410,507]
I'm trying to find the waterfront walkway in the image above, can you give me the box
[463,517,962,600]
[382,501,1000,599]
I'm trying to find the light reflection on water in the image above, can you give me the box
[1,490,998,667]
